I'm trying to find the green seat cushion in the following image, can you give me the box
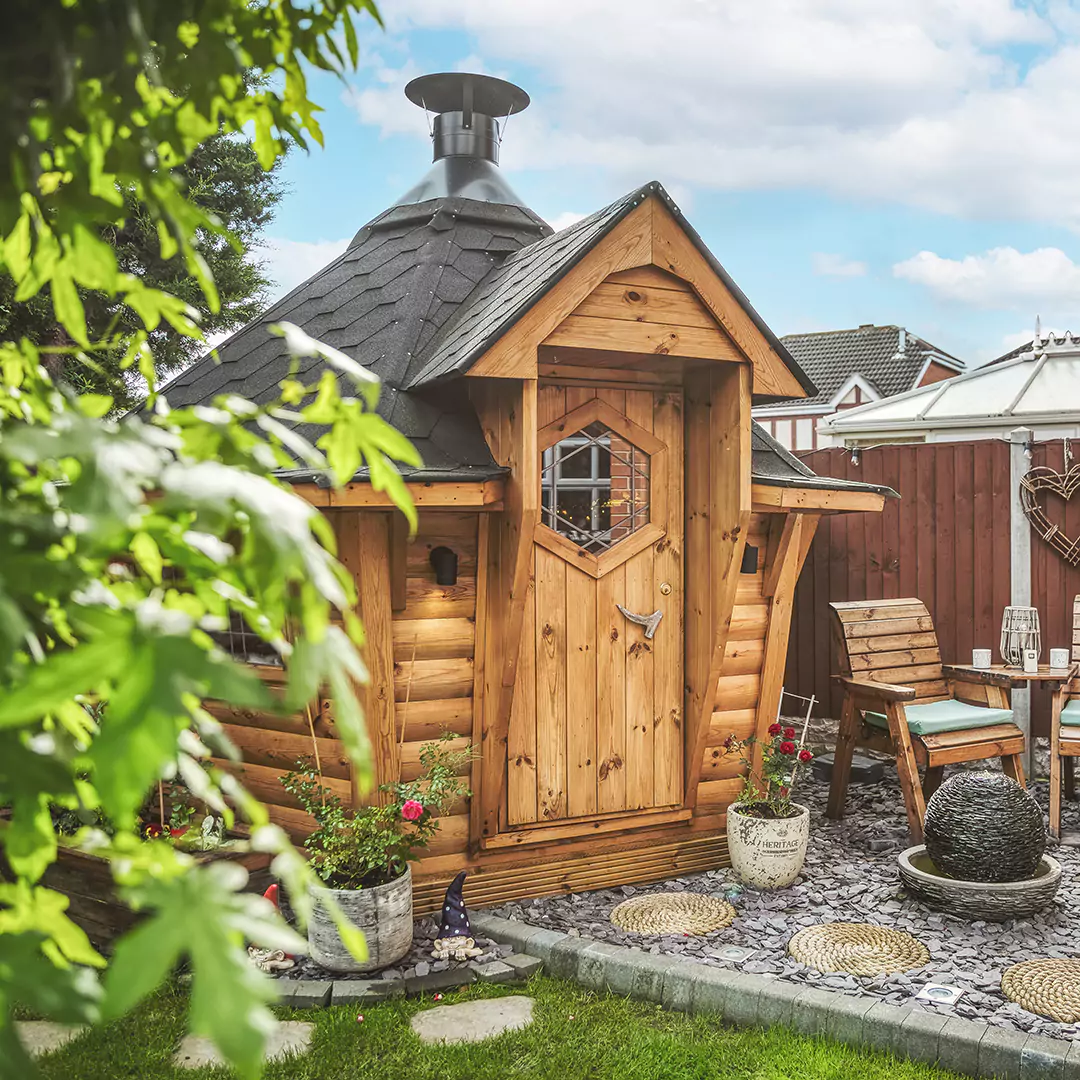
[1061,699,1080,726]
[864,698,1013,736]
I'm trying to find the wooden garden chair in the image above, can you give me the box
[1048,595,1080,839]
[828,598,1026,842]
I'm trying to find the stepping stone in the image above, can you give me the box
[410,996,534,1045]
[16,1022,84,1059]
[172,1022,313,1069]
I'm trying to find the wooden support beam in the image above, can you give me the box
[762,513,798,599]
[751,514,804,780]
[750,484,885,514]
[684,361,752,810]
[293,480,504,509]
[389,511,408,612]
[472,379,539,843]
[338,512,398,806]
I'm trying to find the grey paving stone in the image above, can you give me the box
[474,960,518,984]
[979,1025,1029,1080]
[410,996,534,1045]
[789,987,838,1038]
[404,966,476,995]
[604,952,680,1003]
[660,959,700,1013]
[519,928,569,960]
[826,993,878,1047]
[173,1023,313,1069]
[503,954,543,979]
[755,980,806,1029]
[860,1001,914,1056]
[1021,1034,1069,1079]
[15,1022,85,1059]
[935,1016,988,1076]
[574,942,624,992]
[1062,1040,1080,1080]
[546,935,592,980]
[276,980,332,1009]
[690,967,762,1026]
[331,979,403,1005]
[900,1007,950,1066]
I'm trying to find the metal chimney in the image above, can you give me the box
[395,73,531,207]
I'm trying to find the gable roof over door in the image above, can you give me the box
[409,181,816,402]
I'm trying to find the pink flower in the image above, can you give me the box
[768,723,782,736]
[401,799,424,822]
[779,741,796,755]
[799,749,813,763]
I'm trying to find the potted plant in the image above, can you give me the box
[281,736,471,973]
[722,722,814,889]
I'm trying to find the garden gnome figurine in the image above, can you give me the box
[431,871,483,961]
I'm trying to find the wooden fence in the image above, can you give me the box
[786,439,1080,735]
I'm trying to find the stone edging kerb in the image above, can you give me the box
[469,912,1080,1080]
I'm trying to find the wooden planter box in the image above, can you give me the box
[42,845,274,950]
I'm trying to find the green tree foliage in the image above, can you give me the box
[0,126,284,409]
[0,2,417,1076]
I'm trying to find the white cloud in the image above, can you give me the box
[342,1,1080,228]
[260,237,352,299]
[812,253,867,279]
[893,247,1080,309]
[547,211,586,232]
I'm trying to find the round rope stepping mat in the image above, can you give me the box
[787,922,930,976]
[1002,959,1080,1023]
[610,893,736,935]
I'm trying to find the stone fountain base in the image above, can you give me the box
[898,846,1061,922]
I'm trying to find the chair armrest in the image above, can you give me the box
[834,676,916,703]
[941,665,1013,689]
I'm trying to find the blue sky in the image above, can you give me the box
[261,1,1080,366]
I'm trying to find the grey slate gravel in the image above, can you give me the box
[484,769,1080,1042]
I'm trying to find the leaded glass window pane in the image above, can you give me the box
[540,421,650,553]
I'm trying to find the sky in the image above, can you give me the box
[259,0,1080,366]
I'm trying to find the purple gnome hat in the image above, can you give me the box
[438,870,472,939]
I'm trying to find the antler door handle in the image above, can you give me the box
[617,605,663,639]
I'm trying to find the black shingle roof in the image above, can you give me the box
[409,181,817,401]
[754,325,963,413]
[159,197,551,476]
[157,178,885,496]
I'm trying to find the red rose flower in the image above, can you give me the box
[779,740,796,755]
[401,799,424,822]
[783,727,796,739]
[768,723,782,736]
[799,749,814,763]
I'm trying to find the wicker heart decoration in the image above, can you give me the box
[1020,465,1080,566]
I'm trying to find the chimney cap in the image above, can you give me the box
[405,72,530,118]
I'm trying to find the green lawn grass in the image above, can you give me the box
[35,975,959,1080]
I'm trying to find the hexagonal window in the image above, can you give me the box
[541,421,650,554]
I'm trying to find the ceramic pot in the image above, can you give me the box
[727,803,809,888]
[307,866,413,973]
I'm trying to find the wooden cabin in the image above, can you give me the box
[164,73,891,912]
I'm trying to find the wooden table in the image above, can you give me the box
[944,663,1079,840]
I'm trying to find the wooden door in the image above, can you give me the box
[505,384,684,829]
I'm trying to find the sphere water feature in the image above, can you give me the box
[923,771,1045,883]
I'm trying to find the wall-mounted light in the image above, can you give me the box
[740,544,759,575]
[429,546,458,586]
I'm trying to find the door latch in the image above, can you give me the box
[616,605,663,639]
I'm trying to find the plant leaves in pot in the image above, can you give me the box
[722,723,814,889]
[281,734,472,973]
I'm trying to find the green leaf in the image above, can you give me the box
[131,532,163,584]
[77,393,113,419]
[0,636,131,730]
[4,794,57,882]
[50,267,89,347]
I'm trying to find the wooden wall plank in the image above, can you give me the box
[535,546,567,821]
[596,562,628,813]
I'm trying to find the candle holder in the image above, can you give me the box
[1000,606,1041,668]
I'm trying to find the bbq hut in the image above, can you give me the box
[163,73,892,911]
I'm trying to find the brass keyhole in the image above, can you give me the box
[659,582,672,596]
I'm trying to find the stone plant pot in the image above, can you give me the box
[727,803,809,889]
[307,866,413,973]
